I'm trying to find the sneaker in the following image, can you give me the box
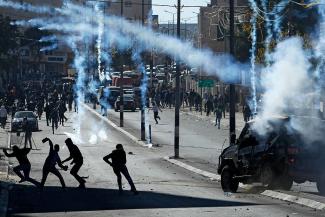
[19,178,26,183]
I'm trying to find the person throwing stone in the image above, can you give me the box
[40,137,67,189]
[103,144,138,195]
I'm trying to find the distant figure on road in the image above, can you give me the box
[62,138,86,188]
[44,102,51,126]
[40,137,67,189]
[243,104,252,122]
[3,145,39,186]
[103,144,138,195]
[150,102,162,124]
[214,104,223,129]
[50,103,59,134]
[0,105,7,128]
[22,117,32,148]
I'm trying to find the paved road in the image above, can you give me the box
[5,110,324,216]
[99,106,322,200]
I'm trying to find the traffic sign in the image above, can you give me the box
[198,79,214,88]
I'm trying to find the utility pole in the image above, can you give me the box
[174,0,181,158]
[167,21,170,35]
[172,13,175,36]
[120,0,124,127]
[141,0,146,141]
[229,0,236,145]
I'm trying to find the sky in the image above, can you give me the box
[152,0,209,24]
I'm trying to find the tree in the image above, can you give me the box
[241,0,319,64]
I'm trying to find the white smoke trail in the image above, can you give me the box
[0,0,52,14]
[40,43,58,52]
[131,45,150,143]
[95,2,105,82]
[272,0,290,41]
[248,0,258,114]
[39,35,57,42]
[261,0,273,64]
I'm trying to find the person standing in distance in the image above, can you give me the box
[103,144,138,195]
[62,138,86,188]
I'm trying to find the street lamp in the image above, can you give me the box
[164,10,176,36]
[192,11,204,115]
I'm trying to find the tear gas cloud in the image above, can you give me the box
[253,37,313,135]
[1,0,325,145]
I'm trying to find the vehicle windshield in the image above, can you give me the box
[117,95,133,101]
[15,112,35,118]
[124,95,133,100]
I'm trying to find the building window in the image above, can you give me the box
[125,1,132,7]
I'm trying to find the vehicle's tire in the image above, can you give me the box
[277,175,293,190]
[221,165,239,193]
[317,176,325,196]
[294,178,306,184]
[260,163,275,188]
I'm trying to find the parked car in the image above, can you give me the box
[217,116,325,194]
[11,111,39,132]
[114,94,136,112]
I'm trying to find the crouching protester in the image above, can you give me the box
[103,144,138,195]
[3,146,39,186]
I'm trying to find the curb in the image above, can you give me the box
[261,190,325,210]
[163,156,220,181]
[163,156,325,211]
[82,103,150,148]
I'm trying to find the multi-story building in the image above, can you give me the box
[198,0,248,54]
[191,0,249,105]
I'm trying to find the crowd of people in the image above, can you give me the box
[150,86,253,128]
[0,80,77,134]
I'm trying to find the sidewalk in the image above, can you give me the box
[180,107,246,132]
